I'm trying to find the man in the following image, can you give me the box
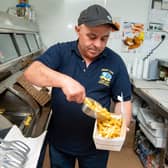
[24,4,132,168]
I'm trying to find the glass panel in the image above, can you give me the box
[26,34,39,52]
[0,34,18,64]
[15,34,30,56]
[35,33,42,48]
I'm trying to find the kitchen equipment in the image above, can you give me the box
[132,57,144,79]
[82,95,125,120]
[0,157,22,168]
[1,110,31,118]
[16,74,51,106]
[0,114,12,130]
[158,59,168,81]
[0,138,30,168]
[137,59,144,79]
[0,14,51,168]
[0,144,27,162]
[0,138,30,155]
[132,57,139,78]
[82,97,111,120]
[143,59,159,80]
[148,59,159,80]
[0,146,25,167]
[142,58,149,79]
[0,84,40,136]
[0,115,12,139]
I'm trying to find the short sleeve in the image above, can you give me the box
[36,43,62,70]
[111,60,132,102]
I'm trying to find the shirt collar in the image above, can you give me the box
[71,40,82,58]
[71,40,107,60]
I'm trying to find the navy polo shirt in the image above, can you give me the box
[36,40,131,155]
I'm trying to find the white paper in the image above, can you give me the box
[4,125,47,168]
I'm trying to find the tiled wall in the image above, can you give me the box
[1,0,167,72]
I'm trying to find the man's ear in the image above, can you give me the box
[75,25,80,33]
[111,22,120,32]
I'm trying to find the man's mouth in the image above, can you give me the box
[88,48,98,54]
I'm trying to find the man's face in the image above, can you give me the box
[75,24,111,62]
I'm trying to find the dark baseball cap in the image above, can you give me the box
[78,4,119,30]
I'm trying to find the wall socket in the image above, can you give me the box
[149,23,163,31]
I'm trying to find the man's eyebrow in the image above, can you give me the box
[86,32,110,39]
[101,34,110,39]
[103,34,110,37]
[87,32,97,36]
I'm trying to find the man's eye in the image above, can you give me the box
[101,37,108,42]
[88,35,96,40]
[90,37,96,40]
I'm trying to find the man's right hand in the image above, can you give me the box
[60,74,86,104]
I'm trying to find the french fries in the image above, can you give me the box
[84,97,123,138]
[84,97,111,120]
[97,115,123,139]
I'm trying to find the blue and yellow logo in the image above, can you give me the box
[98,69,113,86]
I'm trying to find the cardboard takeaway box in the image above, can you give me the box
[93,116,127,151]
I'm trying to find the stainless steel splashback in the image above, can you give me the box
[0,11,43,79]
[0,11,38,33]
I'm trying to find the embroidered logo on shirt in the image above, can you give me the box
[98,68,113,87]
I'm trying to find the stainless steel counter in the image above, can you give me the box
[132,79,168,118]
[132,78,168,168]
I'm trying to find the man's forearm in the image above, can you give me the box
[114,101,132,127]
[24,61,86,103]
[24,61,64,87]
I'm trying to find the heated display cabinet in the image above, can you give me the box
[0,11,51,138]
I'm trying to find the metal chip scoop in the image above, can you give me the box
[82,97,111,120]
[0,138,30,155]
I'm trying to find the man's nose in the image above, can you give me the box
[93,39,102,48]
